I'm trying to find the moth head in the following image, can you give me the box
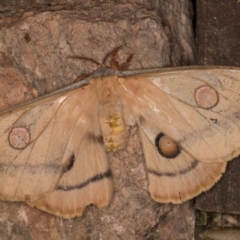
[68,44,133,83]
[155,133,180,158]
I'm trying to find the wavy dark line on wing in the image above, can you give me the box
[148,160,198,177]
[56,169,112,191]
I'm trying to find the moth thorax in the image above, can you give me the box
[100,105,129,152]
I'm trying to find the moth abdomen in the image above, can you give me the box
[100,111,129,152]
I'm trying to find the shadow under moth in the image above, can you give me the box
[0,48,240,218]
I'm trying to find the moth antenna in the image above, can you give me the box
[67,56,100,66]
[103,44,125,66]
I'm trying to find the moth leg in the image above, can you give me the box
[108,45,134,70]
[66,56,100,83]
[73,73,92,83]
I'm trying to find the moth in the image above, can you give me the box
[0,48,240,219]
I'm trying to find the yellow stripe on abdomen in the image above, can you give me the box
[101,112,129,152]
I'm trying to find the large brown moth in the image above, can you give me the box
[0,48,240,218]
